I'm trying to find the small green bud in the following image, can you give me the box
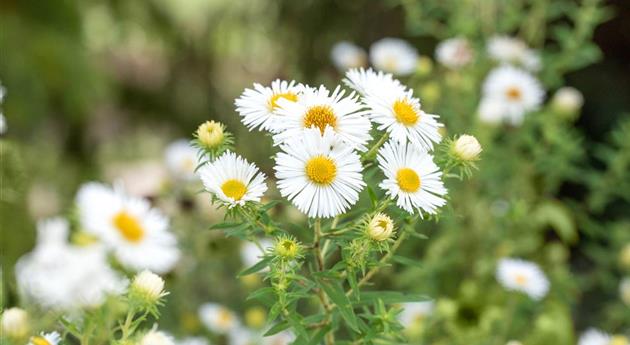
[196,121,225,150]
[274,236,302,260]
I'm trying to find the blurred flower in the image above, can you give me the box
[578,328,612,345]
[330,41,367,71]
[199,303,240,334]
[0,114,6,135]
[451,134,482,161]
[551,87,584,116]
[228,327,257,345]
[435,37,474,69]
[196,120,225,150]
[129,270,167,307]
[235,79,302,133]
[345,68,442,151]
[140,329,176,345]
[480,65,544,125]
[496,258,549,300]
[274,127,365,218]
[477,97,506,125]
[76,182,180,273]
[28,332,61,345]
[105,161,167,198]
[367,213,395,241]
[241,239,273,269]
[506,341,523,345]
[178,337,209,345]
[27,183,61,220]
[1,307,29,339]
[16,217,126,310]
[198,152,268,208]
[377,140,447,215]
[271,85,372,151]
[398,301,434,328]
[487,36,541,72]
[370,38,418,76]
[621,277,630,306]
[244,306,267,329]
[165,140,199,181]
[261,330,295,345]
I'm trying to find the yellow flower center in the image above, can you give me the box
[305,156,337,185]
[506,87,522,101]
[112,211,145,243]
[269,92,298,110]
[218,308,234,328]
[303,105,337,134]
[396,168,421,192]
[515,273,528,286]
[393,99,420,126]
[31,337,51,345]
[221,179,247,201]
[610,336,629,345]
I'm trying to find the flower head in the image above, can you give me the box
[398,301,434,329]
[140,329,176,345]
[451,134,482,161]
[196,120,226,150]
[274,127,365,218]
[435,37,473,69]
[370,38,418,76]
[578,328,613,345]
[330,41,367,71]
[367,213,395,241]
[496,258,549,300]
[164,140,199,181]
[487,35,541,71]
[235,79,302,132]
[129,270,167,307]
[199,303,240,334]
[274,235,302,259]
[1,307,29,339]
[198,152,268,208]
[377,140,447,215]
[28,332,61,345]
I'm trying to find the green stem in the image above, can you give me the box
[312,218,335,345]
[119,309,135,342]
[362,133,389,162]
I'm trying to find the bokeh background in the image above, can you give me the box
[1,0,629,343]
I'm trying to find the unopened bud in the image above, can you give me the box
[196,121,225,150]
[367,213,394,241]
[1,308,29,339]
[130,270,166,306]
[452,134,482,161]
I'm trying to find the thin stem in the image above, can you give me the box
[362,133,389,163]
[119,309,135,341]
[312,218,335,345]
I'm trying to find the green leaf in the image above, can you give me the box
[209,222,241,230]
[534,201,577,244]
[264,321,290,336]
[238,256,272,277]
[355,291,429,305]
[319,280,359,332]
[391,255,423,268]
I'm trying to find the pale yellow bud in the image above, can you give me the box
[452,134,482,161]
[130,270,166,304]
[551,87,583,115]
[196,121,224,149]
[367,213,394,241]
[1,307,29,339]
[244,306,267,329]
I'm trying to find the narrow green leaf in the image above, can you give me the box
[238,256,272,277]
[319,280,359,332]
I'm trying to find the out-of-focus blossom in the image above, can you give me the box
[398,301,434,329]
[487,36,541,72]
[165,140,199,181]
[370,38,418,76]
[28,332,62,345]
[199,303,240,334]
[240,239,273,269]
[496,258,549,300]
[435,37,474,69]
[105,160,167,198]
[140,329,176,345]
[551,86,584,115]
[330,41,367,71]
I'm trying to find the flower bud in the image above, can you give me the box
[367,213,394,241]
[551,87,583,116]
[196,121,225,150]
[129,270,166,306]
[1,307,29,339]
[274,236,301,259]
[452,134,482,161]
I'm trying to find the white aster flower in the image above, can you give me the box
[28,332,62,345]
[481,65,544,125]
[235,79,303,132]
[398,301,434,328]
[274,126,365,218]
[228,327,257,345]
[477,97,507,125]
[377,140,447,215]
[356,73,442,150]
[240,239,273,269]
[178,337,209,345]
[330,41,367,71]
[198,152,267,208]
[271,85,372,151]
[1,308,29,339]
[435,37,474,69]
[141,329,176,345]
[16,218,126,310]
[496,258,549,300]
[199,303,240,334]
[487,35,541,71]
[551,86,584,114]
[578,329,612,345]
[76,182,180,273]
[370,38,418,76]
[164,140,199,181]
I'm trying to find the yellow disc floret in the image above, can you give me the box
[221,179,247,201]
[396,168,421,193]
[304,105,337,134]
[269,92,298,110]
[305,156,337,185]
[393,99,420,126]
[113,211,145,243]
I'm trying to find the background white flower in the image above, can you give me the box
[578,328,612,345]
[274,127,365,218]
[398,301,434,328]
[435,37,474,69]
[487,35,541,72]
[199,303,240,334]
[164,139,199,181]
[330,41,367,71]
[496,258,549,300]
[370,38,418,76]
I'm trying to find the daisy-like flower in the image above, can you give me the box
[369,38,418,76]
[377,140,447,215]
[76,182,180,273]
[487,35,541,71]
[578,329,613,345]
[140,330,176,345]
[28,332,62,345]
[271,85,372,151]
[398,301,434,329]
[274,126,365,218]
[164,139,199,181]
[198,152,267,208]
[481,65,544,125]
[199,303,240,334]
[330,41,368,72]
[496,258,550,300]
[350,69,442,150]
[435,37,474,69]
[235,79,303,132]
